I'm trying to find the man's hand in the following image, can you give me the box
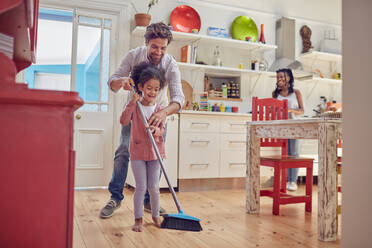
[149,126,156,134]
[148,110,167,128]
[110,77,135,92]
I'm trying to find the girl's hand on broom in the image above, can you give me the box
[131,93,140,103]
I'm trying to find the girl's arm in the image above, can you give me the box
[289,89,305,115]
[120,93,140,125]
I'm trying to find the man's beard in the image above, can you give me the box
[148,54,162,64]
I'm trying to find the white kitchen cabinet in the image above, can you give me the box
[126,114,179,189]
[298,139,319,176]
[179,115,220,133]
[178,112,251,179]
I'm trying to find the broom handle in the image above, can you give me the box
[136,101,182,213]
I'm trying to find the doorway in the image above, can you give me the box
[25,7,118,187]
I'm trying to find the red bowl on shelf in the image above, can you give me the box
[170,5,201,33]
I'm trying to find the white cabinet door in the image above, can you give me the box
[220,117,250,133]
[160,114,179,188]
[220,150,246,178]
[179,150,220,179]
[180,115,219,133]
[220,133,246,151]
[178,132,219,179]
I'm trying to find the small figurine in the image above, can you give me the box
[192,101,199,111]
[300,25,313,53]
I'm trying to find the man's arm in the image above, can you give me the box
[107,50,134,92]
[148,60,184,127]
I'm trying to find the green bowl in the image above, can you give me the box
[231,16,258,42]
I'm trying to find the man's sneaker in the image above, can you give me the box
[144,202,166,216]
[287,182,298,191]
[100,199,121,218]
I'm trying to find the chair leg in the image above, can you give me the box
[273,166,281,215]
[281,167,287,193]
[305,166,313,212]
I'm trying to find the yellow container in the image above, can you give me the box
[219,103,225,112]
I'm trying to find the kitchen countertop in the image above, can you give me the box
[180,110,251,117]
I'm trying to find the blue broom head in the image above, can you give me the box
[161,210,202,231]
[165,210,200,221]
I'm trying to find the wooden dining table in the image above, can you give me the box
[245,118,342,242]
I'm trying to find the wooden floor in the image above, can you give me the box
[73,185,341,248]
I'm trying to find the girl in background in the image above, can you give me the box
[272,68,304,191]
[120,62,166,232]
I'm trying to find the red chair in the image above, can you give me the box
[252,97,314,215]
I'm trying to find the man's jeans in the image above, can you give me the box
[108,123,166,204]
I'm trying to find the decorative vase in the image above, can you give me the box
[134,13,151,27]
[259,24,266,44]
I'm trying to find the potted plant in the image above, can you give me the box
[133,0,159,27]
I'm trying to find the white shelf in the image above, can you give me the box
[132,26,277,52]
[303,77,342,84]
[177,62,275,77]
[298,51,342,62]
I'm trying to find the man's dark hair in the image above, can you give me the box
[144,22,173,45]
[130,62,166,93]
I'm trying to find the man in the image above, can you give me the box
[100,22,184,218]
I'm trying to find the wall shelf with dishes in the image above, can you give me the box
[208,96,242,102]
[298,51,342,62]
[132,26,277,52]
[132,26,276,78]
[297,50,342,85]
[177,62,275,77]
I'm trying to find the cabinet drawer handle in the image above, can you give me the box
[190,163,209,167]
[229,163,245,166]
[191,140,210,144]
[191,122,210,126]
[229,123,246,127]
[228,141,246,144]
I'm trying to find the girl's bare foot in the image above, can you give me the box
[152,216,162,228]
[132,218,143,232]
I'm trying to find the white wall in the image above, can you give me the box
[342,0,372,247]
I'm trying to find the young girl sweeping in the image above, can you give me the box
[120,62,166,232]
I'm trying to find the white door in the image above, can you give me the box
[26,7,117,187]
[71,10,117,187]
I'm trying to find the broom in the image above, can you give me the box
[135,98,202,232]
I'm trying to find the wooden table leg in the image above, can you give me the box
[318,123,338,241]
[246,125,260,214]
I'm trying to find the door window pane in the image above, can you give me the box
[78,15,101,26]
[34,73,71,91]
[79,104,99,112]
[25,8,72,89]
[100,104,108,112]
[104,19,112,28]
[76,25,101,102]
